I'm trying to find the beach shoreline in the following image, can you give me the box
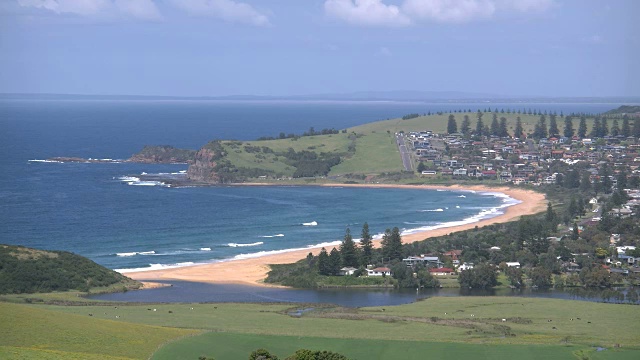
[123,183,546,287]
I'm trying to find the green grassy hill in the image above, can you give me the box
[22,297,638,359]
[0,245,140,294]
[0,302,197,360]
[200,111,601,182]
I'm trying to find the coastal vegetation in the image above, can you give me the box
[0,245,140,294]
[128,145,196,163]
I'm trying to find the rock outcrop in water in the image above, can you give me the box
[129,145,196,164]
[186,141,226,183]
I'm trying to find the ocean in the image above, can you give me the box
[0,99,624,272]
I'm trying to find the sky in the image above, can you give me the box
[0,0,638,98]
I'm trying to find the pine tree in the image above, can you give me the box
[633,117,640,138]
[461,115,471,136]
[563,116,574,138]
[359,222,373,267]
[537,115,548,138]
[318,247,330,275]
[382,227,403,262]
[601,117,609,136]
[339,228,359,267]
[548,114,559,137]
[417,161,426,173]
[475,111,484,136]
[499,117,508,137]
[580,172,591,194]
[621,116,631,137]
[490,113,499,136]
[578,116,587,138]
[447,114,457,134]
[329,247,341,275]
[599,163,612,194]
[610,119,620,137]
[590,117,601,138]
[514,116,524,138]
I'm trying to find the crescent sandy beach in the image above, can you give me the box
[125,184,546,287]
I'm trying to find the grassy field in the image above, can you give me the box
[153,332,583,360]
[0,302,198,360]
[217,112,600,179]
[12,296,637,359]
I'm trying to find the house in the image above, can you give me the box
[458,263,474,271]
[505,262,521,268]
[443,250,462,261]
[453,168,468,176]
[421,170,437,176]
[402,256,443,268]
[429,267,456,276]
[367,267,391,277]
[339,267,358,276]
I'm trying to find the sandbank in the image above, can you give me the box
[124,184,546,287]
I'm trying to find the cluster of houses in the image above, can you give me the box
[405,129,640,188]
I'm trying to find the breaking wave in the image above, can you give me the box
[227,242,264,247]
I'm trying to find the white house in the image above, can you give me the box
[339,267,358,276]
[505,262,521,268]
[367,267,391,277]
[458,263,474,271]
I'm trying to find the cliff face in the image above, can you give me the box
[186,143,223,183]
[129,145,196,164]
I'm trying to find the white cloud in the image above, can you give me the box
[324,0,557,26]
[324,0,411,27]
[403,0,496,23]
[114,0,161,21]
[168,0,270,27]
[17,0,162,20]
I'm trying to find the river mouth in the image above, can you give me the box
[88,281,639,307]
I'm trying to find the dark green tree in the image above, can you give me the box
[563,116,574,138]
[529,267,552,288]
[359,222,373,267]
[328,248,341,275]
[578,116,587,138]
[579,172,591,194]
[499,116,509,137]
[590,117,601,138]
[381,227,403,262]
[461,115,471,136]
[475,111,484,136]
[285,349,349,360]
[610,119,620,137]
[548,114,559,137]
[514,116,524,138]
[317,247,330,275]
[250,348,279,360]
[506,267,524,288]
[417,161,426,173]
[633,117,640,138]
[601,117,609,136]
[458,263,497,289]
[621,116,631,137]
[599,163,612,194]
[447,114,457,134]
[490,113,499,136]
[339,228,359,267]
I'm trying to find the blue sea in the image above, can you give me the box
[0,99,624,273]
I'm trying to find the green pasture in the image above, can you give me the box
[0,302,197,360]
[213,112,602,178]
[153,332,580,360]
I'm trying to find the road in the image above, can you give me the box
[396,133,413,171]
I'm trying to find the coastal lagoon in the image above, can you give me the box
[90,281,640,306]
[0,99,624,272]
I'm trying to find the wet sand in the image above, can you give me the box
[124,184,546,287]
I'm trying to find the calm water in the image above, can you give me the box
[0,99,625,273]
[90,281,640,306]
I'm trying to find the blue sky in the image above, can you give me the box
[1,0,638,97]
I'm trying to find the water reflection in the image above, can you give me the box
[90,282,639,307]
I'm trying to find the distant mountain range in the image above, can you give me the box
[2,91,639,103]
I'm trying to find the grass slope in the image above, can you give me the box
[217,112,600,179]
[153,332,576,360]
[39,297,640,349]
[0,302,197,359]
